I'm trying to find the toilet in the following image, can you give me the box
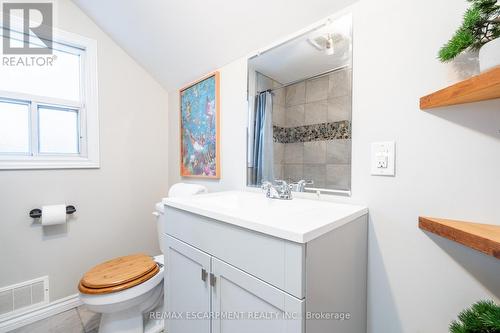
[78,183,207,333]
[78,254,165,333]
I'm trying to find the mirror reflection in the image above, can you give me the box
[247,13,352,194]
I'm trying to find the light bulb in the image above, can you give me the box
[325,35,334,55]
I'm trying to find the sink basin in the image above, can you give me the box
[162,190,368,243]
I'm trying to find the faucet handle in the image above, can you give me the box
[261,181,273,190]
[262,181,279,199]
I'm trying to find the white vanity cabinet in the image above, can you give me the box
[165,234,304,333]
[164,236,211,333]
[211,257,304,333]
[161,191,368,333]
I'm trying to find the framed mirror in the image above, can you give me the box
[246,13,352,195]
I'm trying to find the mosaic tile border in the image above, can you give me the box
[273,121,351,143]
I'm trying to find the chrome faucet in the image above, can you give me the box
[261,180,293,200]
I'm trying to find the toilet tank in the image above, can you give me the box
[154,202,166,254]
[155,184,208,255]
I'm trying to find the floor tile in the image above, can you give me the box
[10,309,84,333]
[76,305,101,332]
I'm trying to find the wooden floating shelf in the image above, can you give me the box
[419,216,500,259]
[420,66,500,110]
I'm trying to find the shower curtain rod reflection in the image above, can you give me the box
[256,64,349,96]
[257,89,275,95]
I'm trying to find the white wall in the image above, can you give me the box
[0,0,169,301]
[167,0,500,332]
[354,1,500,332]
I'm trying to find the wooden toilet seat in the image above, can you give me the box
[78,254,159,295]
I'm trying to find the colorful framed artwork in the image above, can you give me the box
[179,72,220,178]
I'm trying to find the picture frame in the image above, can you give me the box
[179,71,220,178]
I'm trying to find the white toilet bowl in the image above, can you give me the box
[79,255,164,333]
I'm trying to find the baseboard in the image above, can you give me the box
[0,294,82,332]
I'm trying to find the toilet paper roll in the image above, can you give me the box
[41,205,67,226]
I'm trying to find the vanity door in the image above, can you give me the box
[165,235,211,333]
[211,257,304,333]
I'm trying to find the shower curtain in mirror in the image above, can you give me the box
[251,91,274,185]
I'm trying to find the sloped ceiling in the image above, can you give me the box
[72,0,357,91]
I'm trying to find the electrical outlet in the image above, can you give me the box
[371,142,395,176]
[375,152,388,168]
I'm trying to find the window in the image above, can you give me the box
[0,100,30,153]
[0,20,99,169]
[38,106,79,154]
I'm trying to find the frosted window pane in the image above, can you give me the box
[0,101,30,153]
[0,36,81,102]
[39,107,79,154]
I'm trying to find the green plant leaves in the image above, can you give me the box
[439,28,475,62]
[449,300,500,333]
[438,0,499,62]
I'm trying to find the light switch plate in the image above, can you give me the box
[371,141,395,176]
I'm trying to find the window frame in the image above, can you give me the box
[0,16,99,170]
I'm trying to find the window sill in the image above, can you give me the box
[0,157,100,170]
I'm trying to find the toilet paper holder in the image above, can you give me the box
[29,205,76,218]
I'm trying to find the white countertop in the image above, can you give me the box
[162,191,368,243]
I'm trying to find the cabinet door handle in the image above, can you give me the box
[201,268,208,282]
[210,273,216,287]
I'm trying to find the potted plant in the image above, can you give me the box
[449,299,500,333]
[439,0,500,72]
